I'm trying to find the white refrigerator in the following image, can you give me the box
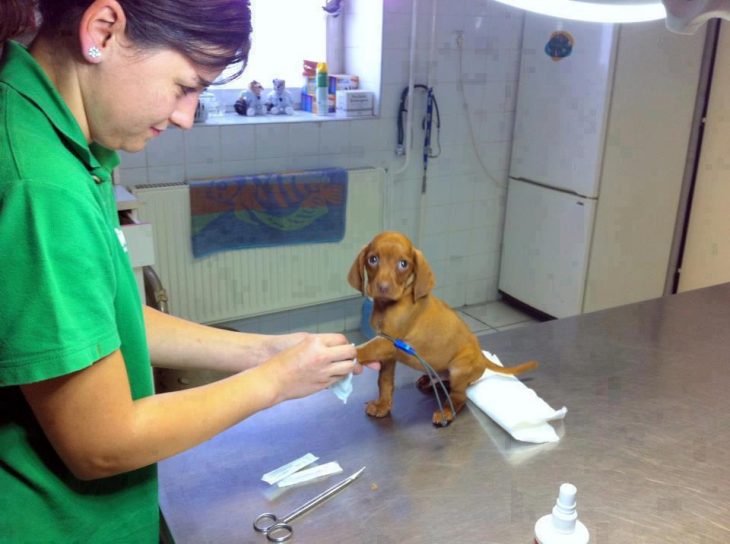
[499,14,706,319]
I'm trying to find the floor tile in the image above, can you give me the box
[461,300,537,328]
[495,322,535,332]
[457,311,494,334]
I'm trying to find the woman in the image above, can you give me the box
[0,1,367,541]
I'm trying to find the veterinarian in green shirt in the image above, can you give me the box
[0,38,159,540]
[0,2,362,541]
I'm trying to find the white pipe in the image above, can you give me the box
[391,0,419,176]
[426,0,437,93]
[417,0,438,244]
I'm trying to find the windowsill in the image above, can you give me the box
[195,111,377,127]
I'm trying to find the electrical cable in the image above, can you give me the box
[377,331,455,427]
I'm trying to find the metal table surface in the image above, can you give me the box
[159,284,730,543]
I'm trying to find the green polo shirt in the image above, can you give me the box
[0,41,158,541]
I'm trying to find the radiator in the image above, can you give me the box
[133,167,385,324]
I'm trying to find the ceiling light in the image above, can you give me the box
[491,0,666,23]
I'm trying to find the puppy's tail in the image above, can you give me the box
[480,352,538,375]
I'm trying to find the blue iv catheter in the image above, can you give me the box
[377,331,455,426]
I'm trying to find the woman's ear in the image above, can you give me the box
[347,244,369,296]
[412,249,435,300]
[78,0,126,63]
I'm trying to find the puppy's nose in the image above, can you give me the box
[376,282,390,295]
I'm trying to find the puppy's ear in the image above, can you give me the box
[412,249,435,300]
[347,244,369,295]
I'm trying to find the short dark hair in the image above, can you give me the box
[2,1,252,83]
[0,1,38,42]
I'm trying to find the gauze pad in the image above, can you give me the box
[329,372,354,403]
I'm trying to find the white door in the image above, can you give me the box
[510,14,617,198]
[678,23,730,293]
[499,179,596,318]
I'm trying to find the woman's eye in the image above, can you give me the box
[368,255,379,265]
[398,260,408,270]
[178,85,197,97]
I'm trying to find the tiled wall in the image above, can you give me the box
[118,0,524,329]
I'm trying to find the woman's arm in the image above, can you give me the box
[143,305,311,373]
[21,334,357,481]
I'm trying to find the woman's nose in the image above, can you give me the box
[170,95,199,130]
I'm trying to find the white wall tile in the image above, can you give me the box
[254,158,288,173]
[467,251,492,281]
[117,167,148,187]
[218,159,257,178]
[186,161,222,181]
[423,204,450,237]
[254,125,290,159]
[420,232,449,263]
[320,121,351,155]
[289,123,321,157]
[117,0,521,325]
[146,129,184,166]
[118,149,147,168]
[447,229,470,258]
[448,202,472,232]
[184,126,221,164]
[286,155,321,171]
[466,278,489,305]
[425,176,452,207]
[349,119,383,154]
[147,164,185,184]
[220,125,256,161]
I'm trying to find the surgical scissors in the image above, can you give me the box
[253,467,365,542]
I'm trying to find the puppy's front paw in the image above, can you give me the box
[432,408,454,427]
[365,399,392,418]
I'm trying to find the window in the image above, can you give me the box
[203,0,382,121]
[217,0,329,90]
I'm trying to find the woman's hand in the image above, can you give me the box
[260,333,358,403]
[263,332,381,374]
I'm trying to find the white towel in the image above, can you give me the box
[466,351,567,444]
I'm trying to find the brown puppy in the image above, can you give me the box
[348,231,538,426]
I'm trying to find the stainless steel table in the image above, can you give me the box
[159,285,730,543]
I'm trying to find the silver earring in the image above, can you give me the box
[88,46,101,59]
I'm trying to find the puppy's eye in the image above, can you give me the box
[398,259,408,270]
[368,255,379,266]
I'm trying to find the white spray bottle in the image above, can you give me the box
[534,483,590,544]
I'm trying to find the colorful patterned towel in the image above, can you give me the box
[189,168,348,258]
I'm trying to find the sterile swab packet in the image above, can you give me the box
[276,461,343,488]
[261,453,318,485]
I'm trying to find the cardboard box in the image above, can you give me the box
[303,74,359,94]
[329,74,360,92]
[301,74,359,113]
[335,90,374,117]
[300,91,335,114]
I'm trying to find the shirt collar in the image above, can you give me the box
[0,41,120,174]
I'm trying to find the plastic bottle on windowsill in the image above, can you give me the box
[534,483,590,544]
[315,61,328,115]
